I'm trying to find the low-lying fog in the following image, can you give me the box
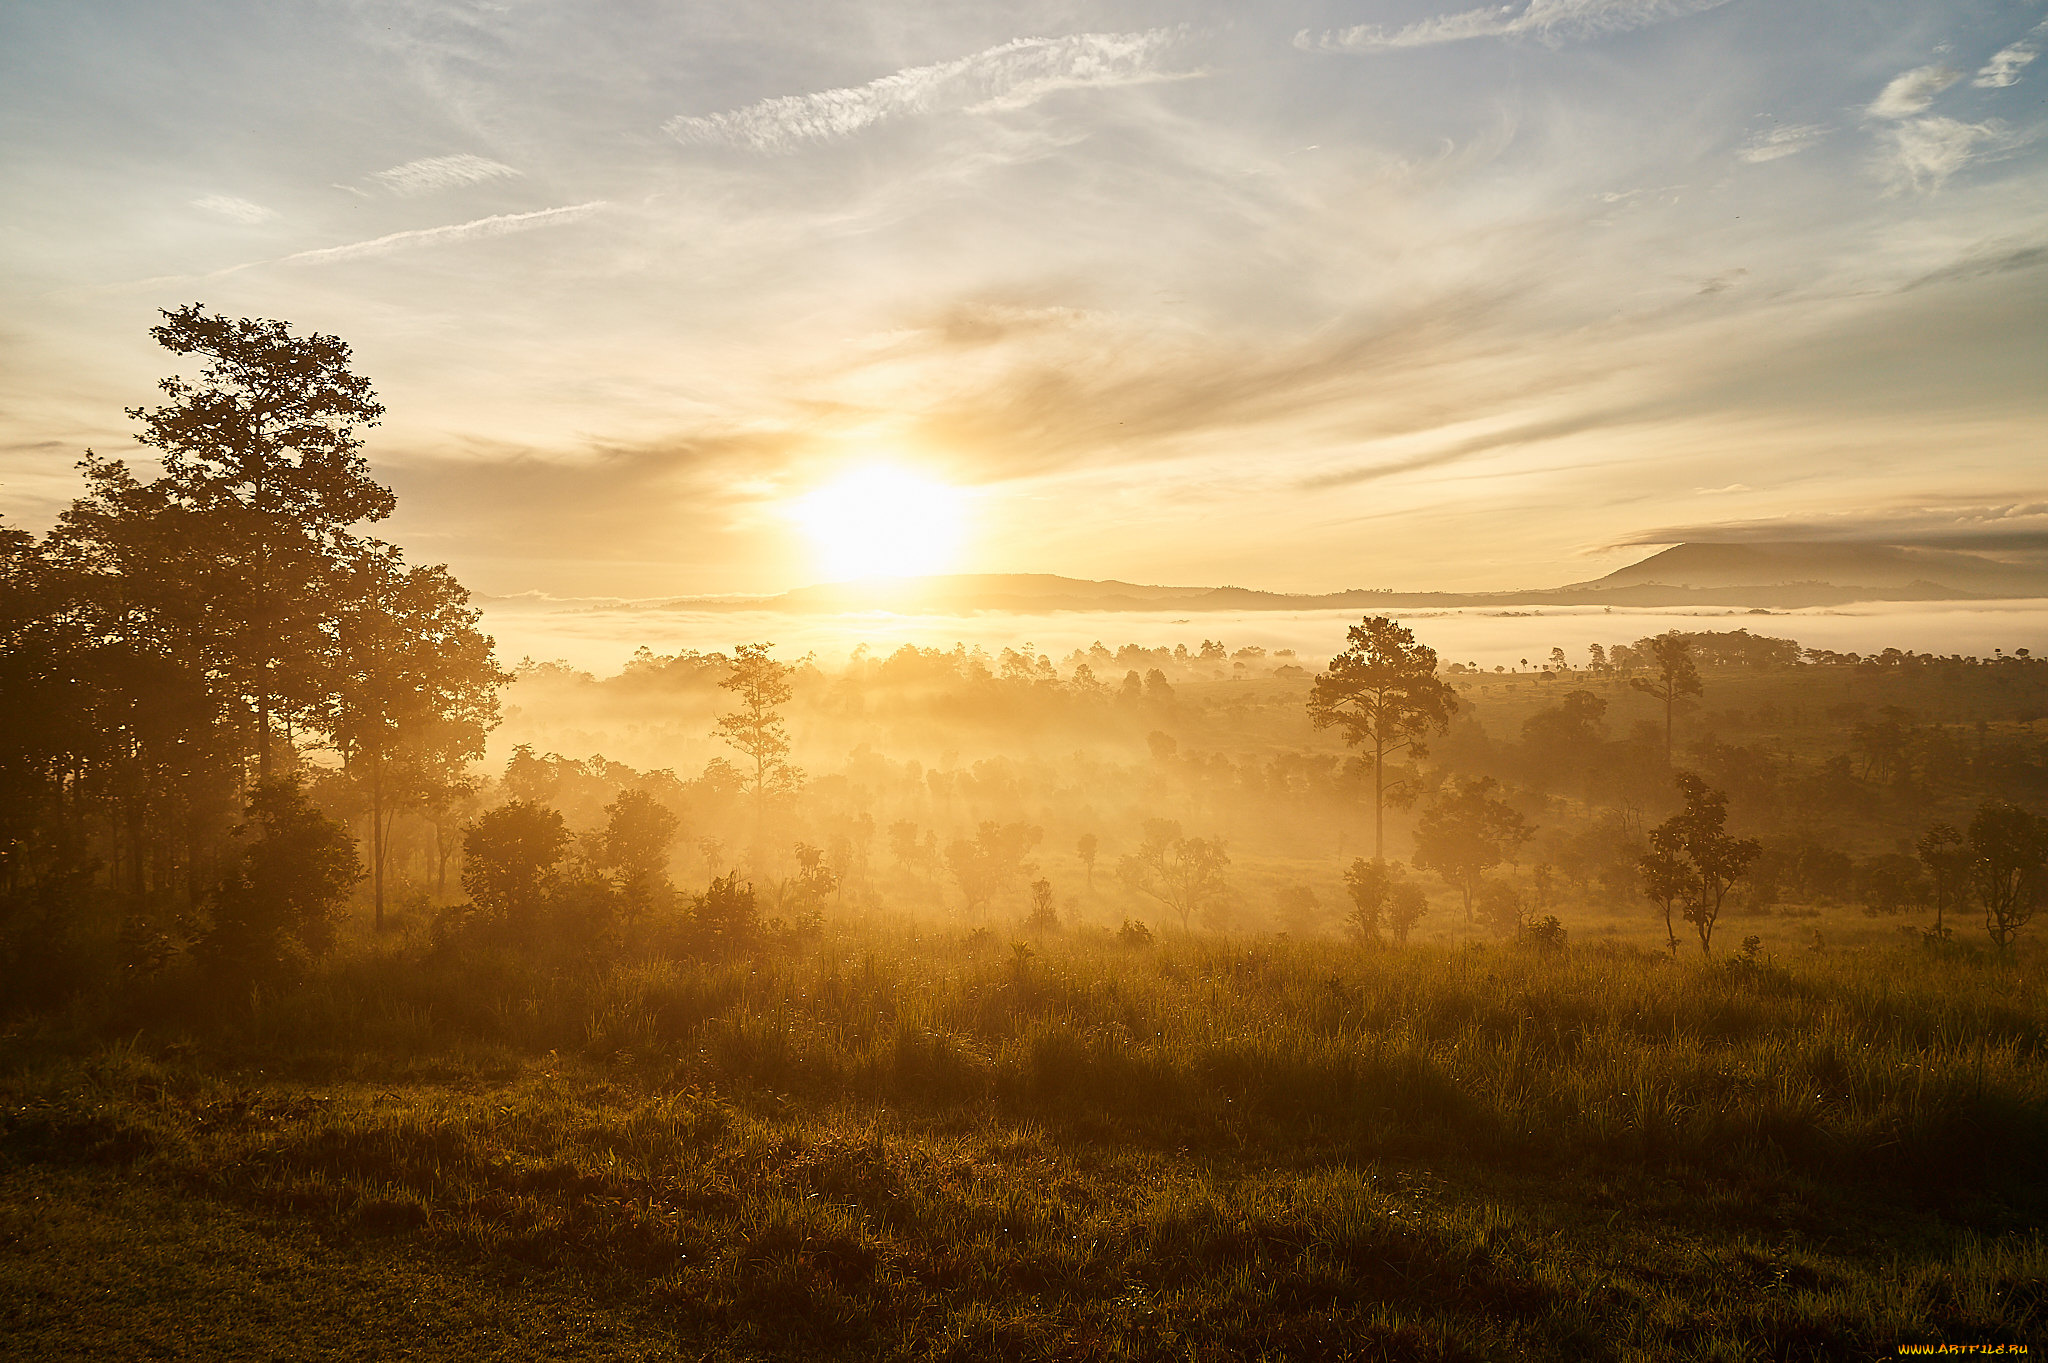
[483,597,2048,679]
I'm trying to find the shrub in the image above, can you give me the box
[200,778,361,981]
[461,802,569,938]
[695,873,760,954]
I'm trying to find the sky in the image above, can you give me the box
[3,0,2046,598]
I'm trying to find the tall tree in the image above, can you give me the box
[600,787,680,920]
[1411,777,1533,923]
[1308,616,1459,860]
[714,643,802,864]
[1629,633,1703,766]
[1915,822,1968,941]
[326,545,503,929]
[121,304,394,779]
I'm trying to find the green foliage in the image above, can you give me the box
[5,931,2047,1358]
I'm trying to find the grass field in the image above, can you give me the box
[4,919,2044,1360]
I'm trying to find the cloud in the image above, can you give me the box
[1975,41,2039,88]
[279,202,607,265]
[191,194,277,224]
[372,153,522,194]
[1904,243,2048,290]
[1737,124,1828,163]
[1876,116,2013,193]
[1297,0,1734,53]
[1621,502,2048,552]
[663,29,1190,152]
[1866,65,1961,119]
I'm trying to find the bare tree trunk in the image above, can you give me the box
[256,693,272,783]
[371,756,385,931]
[1373,734,1386,862]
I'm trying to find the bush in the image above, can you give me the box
[461,802,570,939]
[695,873,760,954]
[200,779,361,981]
[1517,914,1568,953]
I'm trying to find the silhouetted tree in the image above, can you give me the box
[714,643,801,863]
[947,820,1042,918]
[1646,771,1759,957]
[200,778,361,980]
[114,304,395,779]
[1026,877,1060,934]
[1117,818,1228,932]
[694,872,759,954]
[1342,858,1393,941]
[1638,824,1691,955]
[1412,777,1532,923]
[1385,881,1429,946]
[1916,822,1968,941]
[1309,616,1459,859]
[462,802,569,939]
[601,787,680,919]
[327,544,502,929]
[1966,802,2046,952]
[1629,633,1703,766]
[1076,832,1098,891]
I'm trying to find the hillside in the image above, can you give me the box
[1579,542,2048,596]
[635,541,2048,615]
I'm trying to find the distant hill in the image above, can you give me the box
[636,542,2048,615]
[1575,542,2048,597]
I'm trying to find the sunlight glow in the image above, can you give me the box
[792,466,969,581]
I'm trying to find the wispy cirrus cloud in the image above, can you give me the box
[1296,0,1734,53]
[1621,502,2048,552]
[190,193,277,223]
[1738,124,1828,164]
[1861,63,2016,194]
[280,202,607,265]
[663,29,1192,153]
[1975,40,2040,89]
[1876,116,2015,194]
[372,152,522,194]
[1867,65,1961,119]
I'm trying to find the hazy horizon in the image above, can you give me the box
[479,595,2048,678]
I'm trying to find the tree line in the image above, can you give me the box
[1,307,501,1000]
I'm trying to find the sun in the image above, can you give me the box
[792,466,969,581]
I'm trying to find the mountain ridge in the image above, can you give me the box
[480,542,2048,615]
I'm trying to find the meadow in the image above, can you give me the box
[5,914,2045,1360]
